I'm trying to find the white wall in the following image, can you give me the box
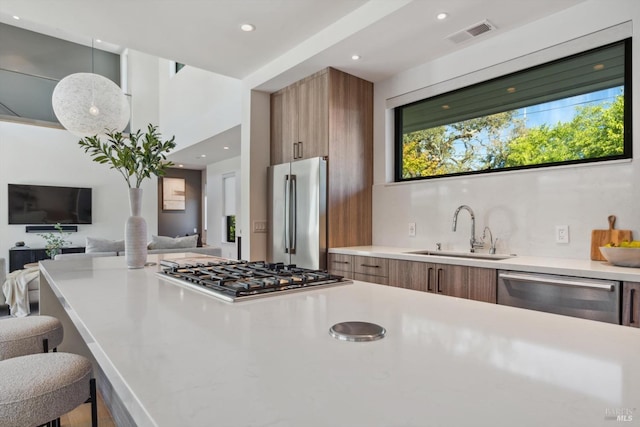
[0,121,158,262]
[206,156,241,259]
[372,0,639,259]
[127,49,160,130]
[158,60,242,150]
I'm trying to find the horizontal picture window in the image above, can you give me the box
[395,38,631,181]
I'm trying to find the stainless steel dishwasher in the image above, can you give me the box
[497,270,620,324]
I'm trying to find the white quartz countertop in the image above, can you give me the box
[329,246,640,281]
[40,254,640,427]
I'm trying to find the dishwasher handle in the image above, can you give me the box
[499,272,614,291]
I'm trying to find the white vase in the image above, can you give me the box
[125,187,147,269]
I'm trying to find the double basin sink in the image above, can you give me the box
[404,250,513,261]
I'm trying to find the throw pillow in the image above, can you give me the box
[86,237,125,253]
[147,235,198,250]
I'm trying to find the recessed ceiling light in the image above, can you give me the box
[442,104,450,110]
[199,154,207,158]
[351,54,361,61]
[436,12,448,20]
[96,39,102,43]
[223,146,230,150]
[12,15,20,20]
[240,24,255,32]
[507,87,516,93]
[178,164,184,168]
[593,63,605,71]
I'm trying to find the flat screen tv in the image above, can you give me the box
[8,184,92,224]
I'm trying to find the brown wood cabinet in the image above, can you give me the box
[328,253,354,279]
[432,264,468,299]
[328,254,389,284]
[271,67,373,249]
[270,86,297,164]
[352,256,388,285]
[468,267,497,303]
[387,258,496,302]
[271,72,328,164]
[622,282,640,328]
[297,72,328,160]
[388,260,427,292]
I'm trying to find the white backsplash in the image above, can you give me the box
[372,160,638,259]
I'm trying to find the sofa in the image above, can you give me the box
[53,235,221,260]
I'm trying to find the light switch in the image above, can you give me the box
[253,221,267,233]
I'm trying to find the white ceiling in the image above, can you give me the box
[167,125,241,169]
[0,0,587,167]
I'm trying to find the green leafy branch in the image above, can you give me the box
[38,223,71,258]
[78,124,177,188]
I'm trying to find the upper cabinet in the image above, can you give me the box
[271,67,373,248]
[298,71,329,161]
[270,85,298,164]
[271,69,330,163]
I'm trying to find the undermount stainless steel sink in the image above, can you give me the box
[405,250,514,261]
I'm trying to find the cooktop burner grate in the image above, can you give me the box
[158,259,348,302]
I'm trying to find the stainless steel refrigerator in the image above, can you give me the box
[268,157,327,270]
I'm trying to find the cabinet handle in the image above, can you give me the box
[361,264,379,268]
[427,267,434,292]
[333,261,350,265]
[298,141,303,158]
[631,288,636,324]
[436,268,443,293]
[293,142,298,159]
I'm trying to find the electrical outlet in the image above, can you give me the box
[408,222,416,237]
[556,225,569,244]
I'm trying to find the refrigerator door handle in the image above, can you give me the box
[284,175,290,253]
[290,174,297,254]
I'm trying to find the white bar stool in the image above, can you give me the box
[0,315,63,360]
[0,352,97,427]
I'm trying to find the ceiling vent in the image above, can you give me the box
[446,20,496,44]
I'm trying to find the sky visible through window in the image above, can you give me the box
[449,86,623,161]
[519,87,622,128]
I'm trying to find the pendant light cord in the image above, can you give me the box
[91,38,95,73]
[89,38,98,116]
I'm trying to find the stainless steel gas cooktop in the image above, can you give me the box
[158,257,348,302]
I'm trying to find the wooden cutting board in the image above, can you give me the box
[590,215,633,260]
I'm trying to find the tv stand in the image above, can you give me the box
[9,246,85,272]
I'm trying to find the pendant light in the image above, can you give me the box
[52,40,130,137]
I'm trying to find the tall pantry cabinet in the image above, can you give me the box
[270,67,373,249]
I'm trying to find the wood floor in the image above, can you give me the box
[59,391,116,427]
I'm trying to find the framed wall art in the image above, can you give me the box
[162,177,186,211]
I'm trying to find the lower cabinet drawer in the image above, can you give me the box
[354,256,389,277]
[328,254,354,278]
[354,273,388,285]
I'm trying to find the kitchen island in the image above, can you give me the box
[39,254,640,427]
